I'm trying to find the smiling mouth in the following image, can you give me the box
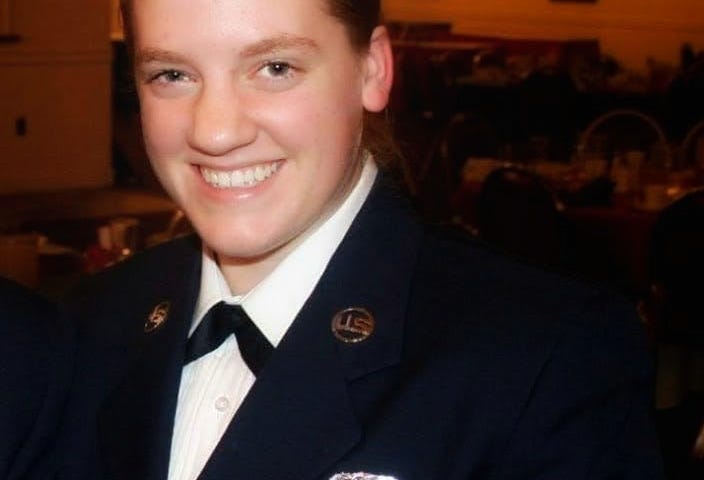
[200,161,281,188]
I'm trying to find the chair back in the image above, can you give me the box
[576,109,671,178]
[679,119,704,173]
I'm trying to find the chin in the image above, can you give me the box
[197,224,282,262]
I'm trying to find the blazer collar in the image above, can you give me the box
[98,175,422,480]
[199,174,423,480]
[97,235,202,480]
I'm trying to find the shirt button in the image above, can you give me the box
[214,396,230,412]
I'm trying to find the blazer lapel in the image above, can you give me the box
[97,236,202,480]
[199,176,423,480]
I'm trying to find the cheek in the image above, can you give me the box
[139,98,189,158]
[260,86,362,155]
[252,63,364,143]
[250,88,319,132]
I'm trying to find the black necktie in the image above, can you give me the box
[184,301,273,375]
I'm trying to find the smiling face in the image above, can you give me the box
[131,0,392,292]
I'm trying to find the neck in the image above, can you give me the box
[216,238,298,296]
[217,151,369,295]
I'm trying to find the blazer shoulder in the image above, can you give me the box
[0,277,63,356]
[60,234,202,337]
[411,224,647,362]
[64,235,200,302]
[0,276,55,321]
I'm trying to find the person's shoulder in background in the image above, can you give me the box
[0,276,74,480]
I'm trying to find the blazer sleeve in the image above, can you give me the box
[0,277,74,480]
[490,293,665,480]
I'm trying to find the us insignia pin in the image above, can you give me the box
[144,301,171,333]
[331,307,375,344]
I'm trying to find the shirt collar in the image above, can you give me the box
[193,156,378,346]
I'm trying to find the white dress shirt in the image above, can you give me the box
[167,157,378,480]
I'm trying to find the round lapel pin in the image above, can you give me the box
[144,301,171,333]
[331,307,375,344]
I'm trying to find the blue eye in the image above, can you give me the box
[263,62,292,77]
[152,70,189,83]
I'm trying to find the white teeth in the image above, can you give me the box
[200,161,280,189]
[204,169,216,184]
[232,169,244,185]
[254,165,265,181]
[217,171,231,188]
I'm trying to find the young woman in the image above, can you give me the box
[53,1,663,479]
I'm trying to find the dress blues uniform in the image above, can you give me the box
[51,171,663,479]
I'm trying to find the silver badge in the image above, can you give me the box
[144,301,170,333]
[331,307,375,344]
[329,473,398,480]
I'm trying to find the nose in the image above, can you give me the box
[188,83,257,156]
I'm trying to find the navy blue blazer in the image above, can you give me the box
[53,175,663,479]
[0,277,72,480]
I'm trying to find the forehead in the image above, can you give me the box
[130,0,337,42]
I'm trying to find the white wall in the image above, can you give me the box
[0,0,112,194]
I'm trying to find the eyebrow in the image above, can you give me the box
[135,35,320,66]
[240,34,320,58]
[135,48,188,66]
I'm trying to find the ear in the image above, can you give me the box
[362,26,394,113]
